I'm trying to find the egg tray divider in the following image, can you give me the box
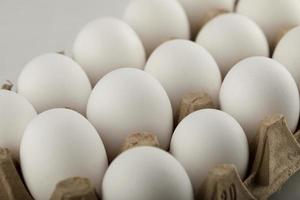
[180,93,300,200]
[198,115,300,200]
[1,92,300,200]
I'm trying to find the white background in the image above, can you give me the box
[0,0,130,84]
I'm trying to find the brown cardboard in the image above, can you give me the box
[234,0,239,11]
[197,164,256,200]
[177,92,214,123]
[50,177,98,200]
[244,114,300,200]
[57,51,65,55]
[1,81,13,91]
[0,148,33,200]
[121,132,160,152]
[197,115,300,200]
[293,130,300,143]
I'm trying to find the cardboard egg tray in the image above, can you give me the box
[1,92,300,200]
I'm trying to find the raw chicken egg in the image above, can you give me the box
[196,13,269,77]
[102,146,194,200]
[177,0,235,38]
[0,89,36,161]
[123,0,190,56]
[17,53,91,115]
[236,0,300,49]
[73,17,146,86]
[273,26,300,91]
[20,108,108,200]
[170,109,249,193]
[220,57,299,141]
[145,39,221,116]
[87,68,173,161]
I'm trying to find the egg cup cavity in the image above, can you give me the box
[244,114,300,199]
[177,92,215,124]
[197,114,300,200]
[50,177,98,200]
[197,164,255,200]
[121,132,160,153]
[0,147,33,200]
[1,80,13,91]
[0,152,100,200]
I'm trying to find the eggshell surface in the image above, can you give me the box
[87,68,173,161]
[196,13,269,77]
[73,17,146,86]
[20,109,108,200]
[177,0,235,38]
[220,57,299,141]
[102,146,194,200]
[17,53,91,115]
[170,109,249,192]
[0,90,36,161]
[273,26,300,91]
[237,0,300,48]
[145,39,221,116]
[123,0,190,56]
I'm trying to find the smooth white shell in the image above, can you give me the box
[220,57,300,141]
[0,90,36,161]
[20,109,108,200]
[17,53,91,115]
[273,26,300,91]
[170,109,249,192]
[73,17,146,86]
[87,68,173,161]
[196,13,269,77]
[102,146,194,200]
[177,0,235,38]
[123,0,190,56]
[237,0,300,48]
[145,39,221,116]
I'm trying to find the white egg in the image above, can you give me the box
[73,17,146,86]
[196,13,269,77]
[170,109,249,193]
[102,146,194,200]
[123,0,190,56]
[177,0,235,38]
[20,108,108,200]
[0,90,36,161]
[270,171,300,200]
[87,68,173,161]
[273,26,300,91]
[144,39,221,116]
[17,53,91,115]
[236,0,300,49]
[220,57,299,141]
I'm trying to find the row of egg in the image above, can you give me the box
[0,90,247,200]
[2,0,300,199]
[9,56,298,200]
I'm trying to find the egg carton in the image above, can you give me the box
[198,114,300,200]
[1,92,300,200]
[177,93,300,200]
[0,147,101,200]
